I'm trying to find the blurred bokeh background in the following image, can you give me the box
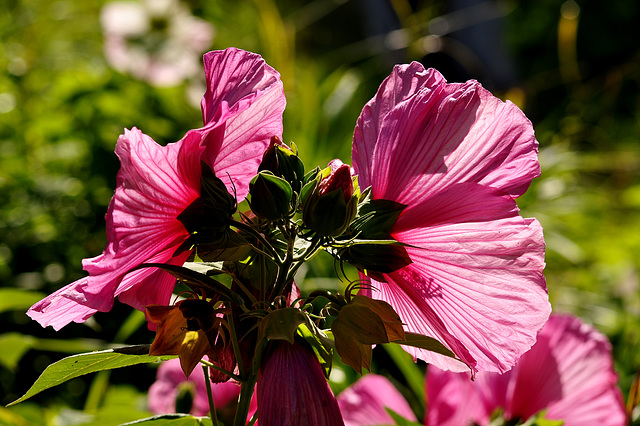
[1,0,640,424]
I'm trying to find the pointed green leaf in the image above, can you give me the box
[8,346,175,406]
[121,414,213,425]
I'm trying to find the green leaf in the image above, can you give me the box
[7,347,176,406]
[134,263,244,306]
[121,414,213,425]
[0,289,46,313]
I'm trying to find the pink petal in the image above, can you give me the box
[512,315,626,426]
[426,367,493,426]
[148,358,241,416]
[28,128,201,329]
[353,63,539,204]
[353,63,444,187]
[337,374,417,425]
[425,315,626,426]
[367,184,548,373]
[201,48,286,201]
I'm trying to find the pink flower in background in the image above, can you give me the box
[28,48,285,330]
[352,63,549,374]
[100,0,214,87]
[426,315,627,426]
[337,374,417,425]
[258,340,345,425]
[149,358,240,416]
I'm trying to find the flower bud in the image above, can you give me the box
[259,136,305,193]
[249,171,293,221]
[257,340,344,426]
[302,160,359,237]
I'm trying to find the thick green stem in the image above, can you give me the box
[233,372,257,426]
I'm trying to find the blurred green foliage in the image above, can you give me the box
[1,0,640,424]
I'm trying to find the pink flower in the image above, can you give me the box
[28,48,285,330]
[337,374,417,425]
[352,63,549,374]
[257,340,344,426]
[148,358,240,416]
[426,315,627,426]
[100,0,215,87]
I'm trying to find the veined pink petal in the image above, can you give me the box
[337,374,417,425]
[425,315,626,426]
[353,63,539,204]
[365,184,548,373]
[512,315,626,426]
[28,128,201,329]
[201,48,286,200]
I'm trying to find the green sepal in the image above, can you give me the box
[296,318,334,378]
[350,188,406,240]
[249,171,293,220]
[193,230,251,262]
[340,243,412,278]
[258,307,308,344]
[178,161,236,239]
[133,263,244,306]
[392,332,456,360]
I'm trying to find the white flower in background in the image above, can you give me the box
[100,0,214,87]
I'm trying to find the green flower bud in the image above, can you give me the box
[301,161,359,237]
[258,136,305,193]
[250,171,293,221]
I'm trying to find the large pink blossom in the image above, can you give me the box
[148,358,241,416]
[337,374,417,425]
[352,63,549,374]
[426,314,627,426]
[28,48,285,330]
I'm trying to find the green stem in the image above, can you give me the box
[233,372,257,426]
[231,219,282,262]
[227,312,246,378]
[202,366,219,426]
[200,358,243,382]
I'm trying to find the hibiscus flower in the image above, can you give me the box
[351,63,549,373]
[28,48,285,330]
[426,314,627,426]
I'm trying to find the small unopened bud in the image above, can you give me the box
[249,171,293,221]
[302,160,359,237]
[259,136,305,193]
